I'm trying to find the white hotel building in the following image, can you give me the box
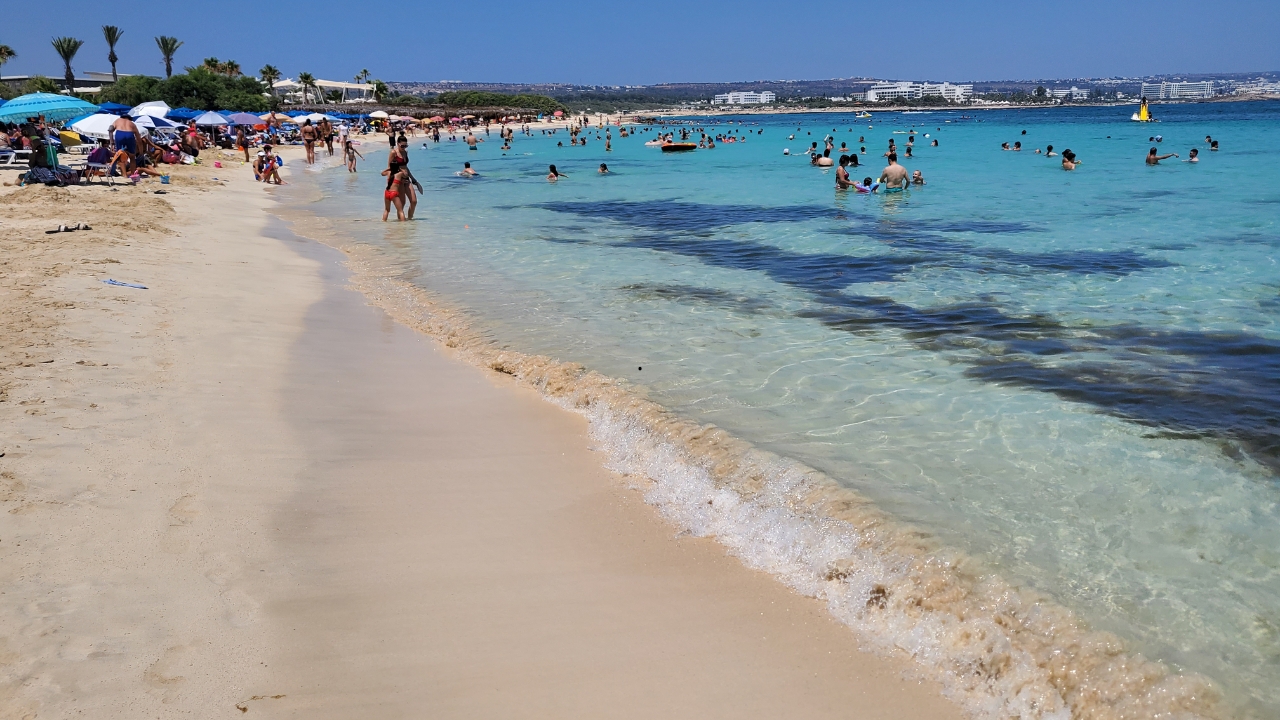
[711,91,777,105]
[1140,81,1214,99]
[861,81,973,102]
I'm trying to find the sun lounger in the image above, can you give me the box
[0,149,31,167]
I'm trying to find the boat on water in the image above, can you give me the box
[660,143,697,152]
[1131,97,1158,122]
[855,112,872,119]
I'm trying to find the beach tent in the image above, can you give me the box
[0,92,99,123]
[130,100,170,118]
[70,112,149,140]
[368,110,389,119]
[97,101,131,115]
[226,112,264,126]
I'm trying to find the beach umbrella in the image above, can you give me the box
[193,111,230,126]
[553,110,563,117]
[167,107,201,121]
[368,110,389,119]
[226,112,264,126]
[430,116,445,122]
[130,100,171,118]
[69,112,149,140]
[97,101,131,115]
[0,92,99,123]
[450,117,461,122]
[462,114,475,119]
[133,115,179,131]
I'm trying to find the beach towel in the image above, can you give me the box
[102,279,148,289]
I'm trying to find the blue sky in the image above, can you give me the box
[4,0,1278,86]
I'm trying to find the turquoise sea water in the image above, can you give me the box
[300,102,1280,717]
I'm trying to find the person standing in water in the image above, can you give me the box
[879,152,909,190]
[1146,147,1178,165]
[344,140,363,172]
[547,164,565,181]
[465,131,483,150]
[300,120,317,164]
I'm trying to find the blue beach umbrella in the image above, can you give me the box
[0,92,99,123]
[97,101,131,114]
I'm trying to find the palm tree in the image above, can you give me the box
[223,60,241,77]
[155,36,182,78]
[0,45,15,76]
[372,79,389,103]
[51,37,85,92]
[354,68,370,84]
[102,26,123,82]
[297,72,316,104]
[260,64,281,97]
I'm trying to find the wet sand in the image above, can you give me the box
[0,148,963,719]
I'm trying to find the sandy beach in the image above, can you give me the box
[0,144,965,717]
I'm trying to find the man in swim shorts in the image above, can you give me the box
[1146,147,1178,165]
[879,153,909,190]
[109,115,141,157]
[465,131,483,150]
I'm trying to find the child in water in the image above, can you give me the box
[344,140,364,172]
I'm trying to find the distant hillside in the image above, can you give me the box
[388,71,1280,111]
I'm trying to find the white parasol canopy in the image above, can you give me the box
[368,110,389,119]
[70,113,150,140]
[130,100,171,118]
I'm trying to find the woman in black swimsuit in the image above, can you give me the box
[385,136,420,219]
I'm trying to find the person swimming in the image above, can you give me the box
[547,164,566,181]
[598,163,610,173]
[460,161,478,176]
[1187,148,1199,163]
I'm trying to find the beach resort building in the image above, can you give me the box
[863,82,973,102]
[1140,81,1214,99]
[1050,87,1092,100]
[711,91,777,105]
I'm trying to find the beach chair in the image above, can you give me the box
[0,149,30,167]
[82,162,113,185]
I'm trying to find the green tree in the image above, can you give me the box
[437,91,562,113]
[260,64,281,97]
[51,37,85,92]
[372,79,388,102]
[98,74,162,106]
[154,66,268,111]
[155,36,182,78]
[102,26,123,82]
[1035,85,1047,98]
[0,44,16,75]
[354,68,370,84]
[297,72,317,104]
[22,76,61,94]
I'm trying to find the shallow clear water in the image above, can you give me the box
[303,103,1280,716]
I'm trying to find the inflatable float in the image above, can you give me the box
[660,143,697,152]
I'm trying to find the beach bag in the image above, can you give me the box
[25,167,58,185]
[162,151,180,164]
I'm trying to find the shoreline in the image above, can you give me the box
[271,143,1229,720]
[1,139,967,717]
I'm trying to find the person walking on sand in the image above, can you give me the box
[236,125,250,163]
[345,140,364,172]
[301,120,318,164]
[879,153,909,190]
